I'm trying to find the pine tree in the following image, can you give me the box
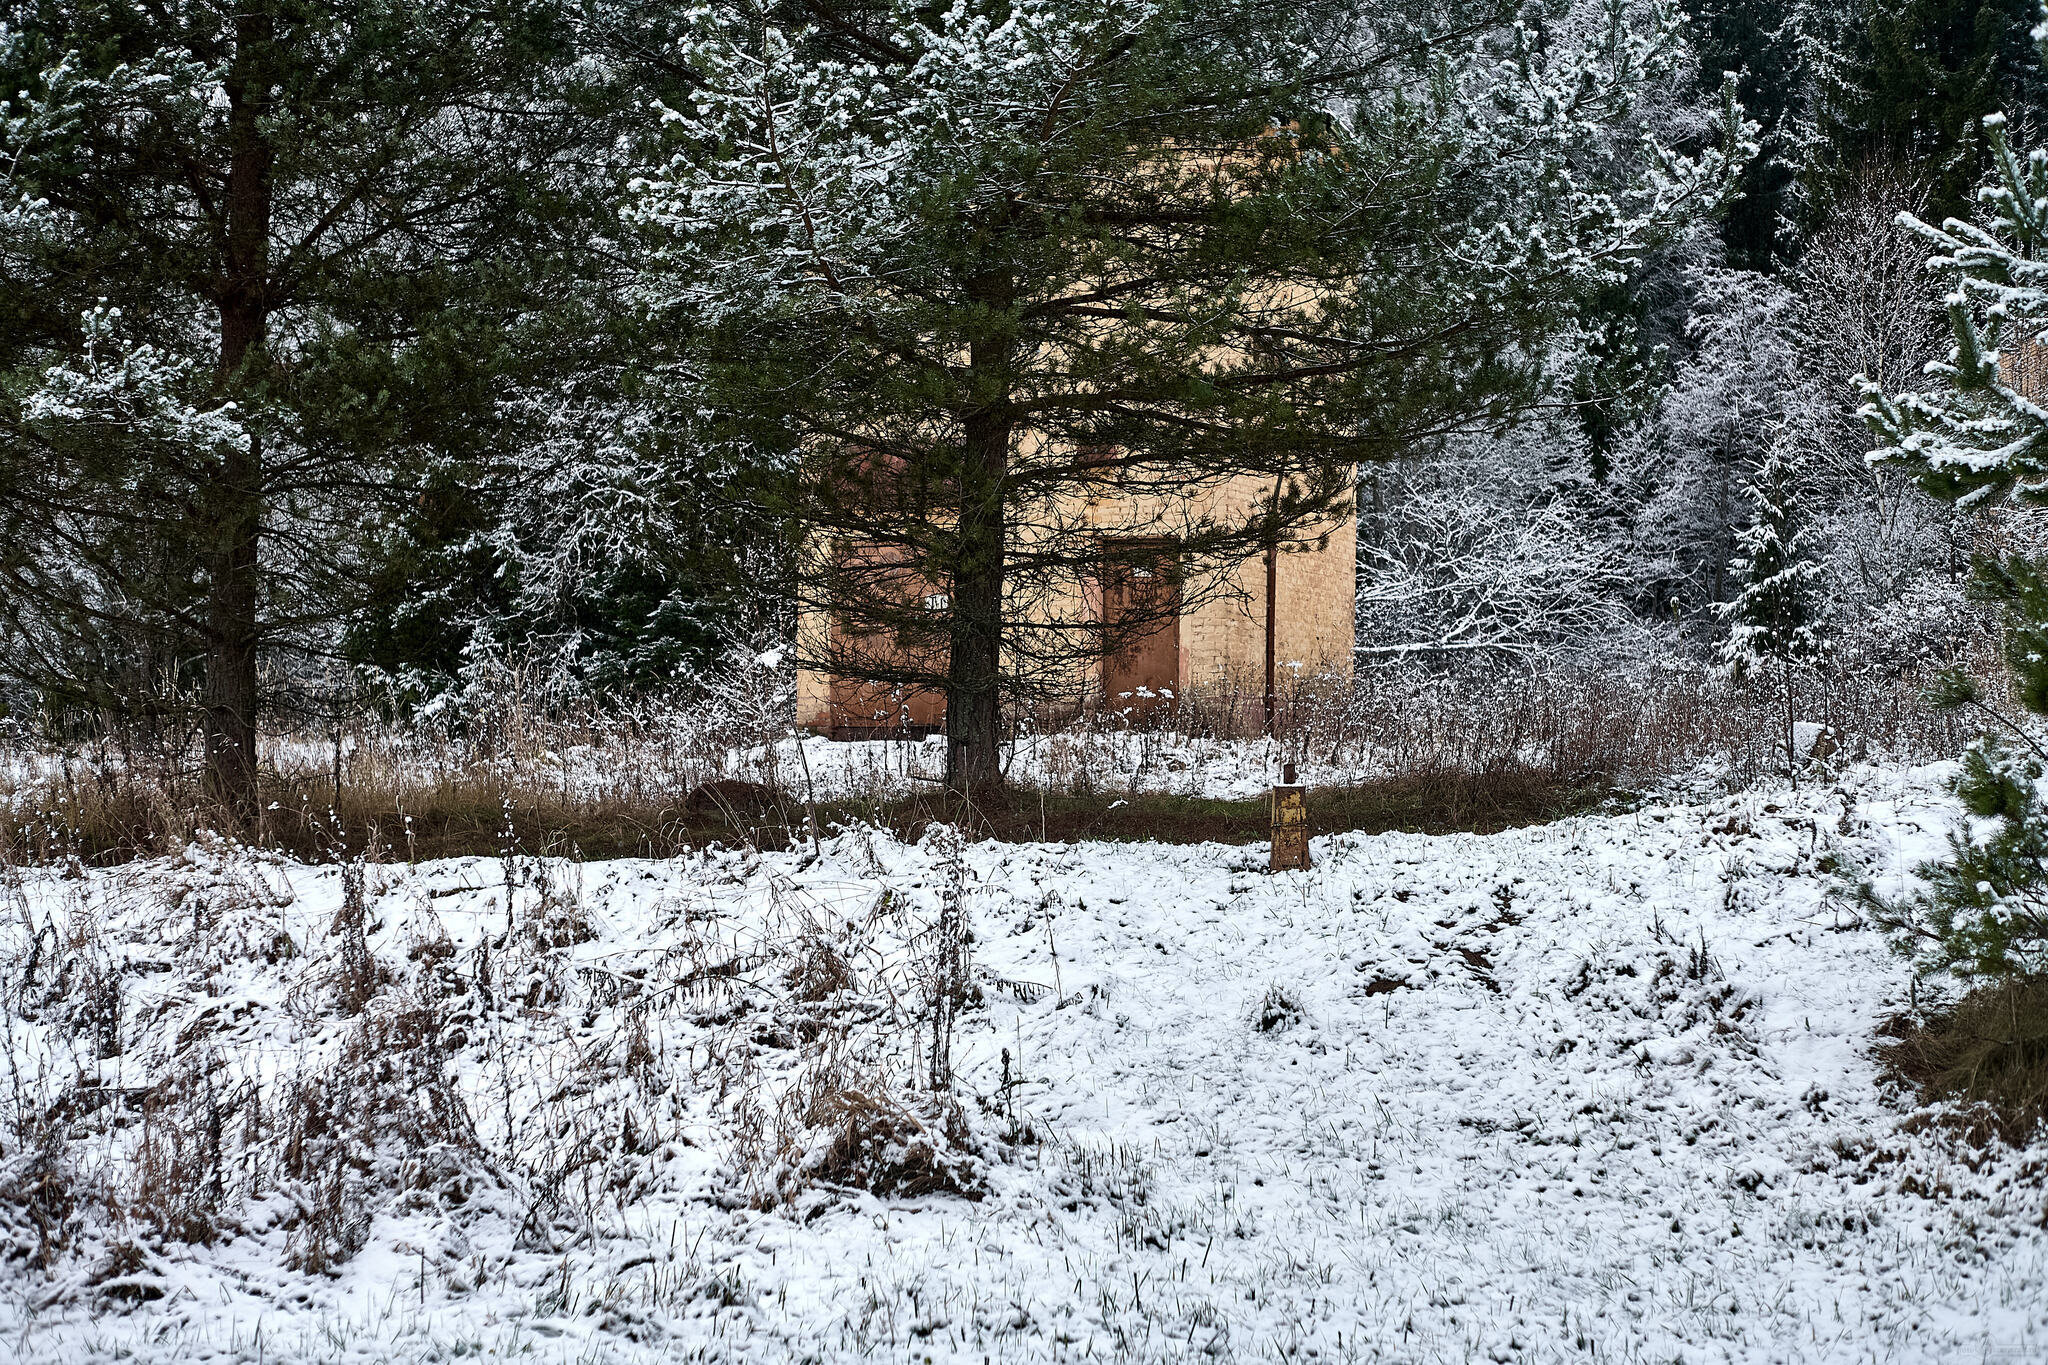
[1717,442,1830,780]
[1889,727,2048,978]
[1893,555,2048,979]
[1858,109,2048,505]
[632,0,1748,791]
[0,1,625,816]
[1861,26,2048,975]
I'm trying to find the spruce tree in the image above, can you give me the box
[1716,442,1829,781]
[1687,0,1804,269]
[1804,0,2044,226]
[1864,560,2048,979]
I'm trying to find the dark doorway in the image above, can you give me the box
[828,544,949,738]
[1101,539,1181,720]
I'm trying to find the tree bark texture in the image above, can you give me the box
[205,11,274,822]
[946,404,1009,795]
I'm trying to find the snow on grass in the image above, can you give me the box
[0,763,2042,1363]
[754,729,1353,802]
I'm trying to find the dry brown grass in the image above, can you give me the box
[1878,976,2048,1148]
[799,1085,984,1201]
[0,651,1994,865]
[1318,654,1995,791]
[0,762,798,865]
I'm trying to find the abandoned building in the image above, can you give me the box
[795,471,1356,738]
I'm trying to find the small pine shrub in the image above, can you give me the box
[1861,100,2048,993]
[1880,735,2048,981]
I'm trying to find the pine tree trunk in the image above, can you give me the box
[205,12,274,823]
[946,405,1009,796]
[203,458,262,820]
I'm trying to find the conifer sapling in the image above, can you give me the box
[1716,442,1829,784]
[1860,6,2048,977]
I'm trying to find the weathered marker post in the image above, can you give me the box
[1270,762,1309,872]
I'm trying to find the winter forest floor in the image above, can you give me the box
[1,763,2044,1364]
[647,768,1607,856]
[2,733,1609,864]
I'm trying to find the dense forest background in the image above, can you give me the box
[5,0,2048,814]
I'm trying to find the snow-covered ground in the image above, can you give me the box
[750,729,1332,800]
[2,763,2042,1363]
[1,727,1359,813]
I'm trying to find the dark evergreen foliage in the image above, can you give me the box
[1808,0,2045,227]
[0,0,622,807]
[0,0,783,796]
[1862,61,2048,979]
[1686,0,1805,269]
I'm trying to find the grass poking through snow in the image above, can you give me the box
[0,763,2040,1362]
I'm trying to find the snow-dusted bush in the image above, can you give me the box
[1249,983,1307,1034]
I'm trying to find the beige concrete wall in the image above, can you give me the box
[796,632,834,731]
[795,470,1356,733]
[1170,476,1355,695]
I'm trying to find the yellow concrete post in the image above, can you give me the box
[1270,762,1309,872]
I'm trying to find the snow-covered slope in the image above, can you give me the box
[2,764,2041,1363]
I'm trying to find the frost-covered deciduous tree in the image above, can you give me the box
[347,331,791,714]
[630,0,1746,789]
[1793,168,1947,467]
[1607,266,1804,618]
[1355,427,1639,661]
[1595,157,1958,667]
[1787,167,1968,663]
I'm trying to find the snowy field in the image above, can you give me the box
[751,730,1340,800]
[0,727,1366,813]
[2,763,2043,1363]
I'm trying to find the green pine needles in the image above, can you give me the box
[1874,560,2048,979]
[1861,8,2048,980]
[1893,735,2048,979]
